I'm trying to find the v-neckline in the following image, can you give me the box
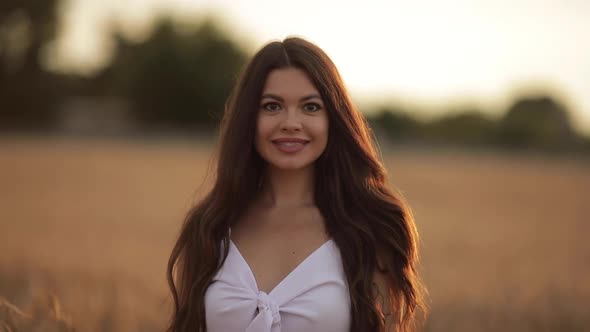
[229,239,333,296]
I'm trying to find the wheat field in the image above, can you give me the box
[0,136,588,331]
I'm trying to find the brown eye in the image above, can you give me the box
[303,103,322,112]
[262,102,281,112]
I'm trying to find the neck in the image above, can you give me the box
[257,164,315,209]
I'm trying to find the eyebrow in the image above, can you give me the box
[261,93,322,102]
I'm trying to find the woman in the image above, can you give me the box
[167,37,427,332]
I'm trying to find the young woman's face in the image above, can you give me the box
[255,67,329,171]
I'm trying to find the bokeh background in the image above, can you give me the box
[1,0,589,331]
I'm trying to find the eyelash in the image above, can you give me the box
[261,102,322,112]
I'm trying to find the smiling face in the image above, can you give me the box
[254,67,329,171]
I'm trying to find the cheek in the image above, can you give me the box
[312,116,329,143]
[255,116,264,138]
[255,117,272,149]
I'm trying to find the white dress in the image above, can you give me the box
[205,239,351,332]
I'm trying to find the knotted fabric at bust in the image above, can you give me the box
[245,291,281,332]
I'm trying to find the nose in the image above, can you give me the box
[280,109,302,132]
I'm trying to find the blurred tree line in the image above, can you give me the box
[369,97,588,153]
[0,0,246,133]
[0,0,61,130]
[1,0,589,154]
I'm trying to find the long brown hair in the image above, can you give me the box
[166,37,427,332]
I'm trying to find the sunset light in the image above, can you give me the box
[52,0,590,132]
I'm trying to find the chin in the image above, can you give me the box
[268,160,313,171]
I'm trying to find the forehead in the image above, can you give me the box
[262,68,319,97]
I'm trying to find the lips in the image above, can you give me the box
[271,137,309,153]
[272,138,310,144]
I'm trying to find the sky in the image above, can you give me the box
[50,0,590,134]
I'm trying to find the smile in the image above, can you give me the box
[272,141,308,153]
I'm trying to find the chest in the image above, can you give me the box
[205,230,351,332]
[230,207,329,294]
